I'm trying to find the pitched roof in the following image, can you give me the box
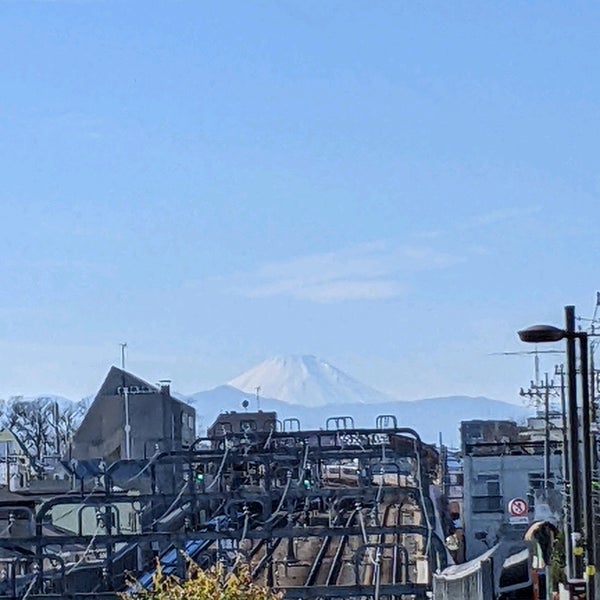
[95,366,159,398]
[0,428,32,459]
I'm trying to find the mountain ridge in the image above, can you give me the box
[188,385,532,447]
[9,356,533,448]
[227,354,394,407]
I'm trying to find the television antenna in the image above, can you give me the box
[119,342,127,370]
[255,386,261,411]
[490,347,563,384]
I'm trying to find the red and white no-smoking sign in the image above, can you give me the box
[507,498,528,517]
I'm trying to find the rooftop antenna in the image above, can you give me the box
[490,347,563,384]
[255,386,261,411]
[120,342,127,370]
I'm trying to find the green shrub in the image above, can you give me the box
[123,561,283,600]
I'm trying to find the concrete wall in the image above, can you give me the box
[463,451,563,560]
[461,420,521,449]
[72,367,196,461]
[208,411,277,438]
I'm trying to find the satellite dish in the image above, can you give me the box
[241,399,249,410]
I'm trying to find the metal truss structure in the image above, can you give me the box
[0,418,447,599]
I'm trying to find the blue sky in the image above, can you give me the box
[1,1,599,402]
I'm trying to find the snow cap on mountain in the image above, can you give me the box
[227,354,393,408]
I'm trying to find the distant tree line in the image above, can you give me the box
[0,396,88,468]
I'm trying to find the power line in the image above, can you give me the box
[490,348,563,384]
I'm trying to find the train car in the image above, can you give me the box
[321,463,360,486]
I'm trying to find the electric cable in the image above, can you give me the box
[232,507,251,569]
[357,509,377,566]
[151,482,188,526]
[206,444,230,491]
[152,443,231,526]
[124,448,162,483]
[413,439,433,557]
[375,467,385,505]
[65,524,102,575]
[297,443,309,480]
[260,472,292,524]
[240,508,249,547]
[263,425,275,449]
[0,515,16,538]
[52,482,100,524]
[20,573,38,600]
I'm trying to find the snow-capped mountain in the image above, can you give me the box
[185,354,535,445]
[12,355,534,448]
[227,355,393,408]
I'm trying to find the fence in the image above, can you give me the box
[432,542,534,600]
[432,546,494,600]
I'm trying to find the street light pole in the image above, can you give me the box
[565,306,584,582]
[579,330,596,598]
[518,306,596,598]
[543,373,551,492]
[556,363,573,582]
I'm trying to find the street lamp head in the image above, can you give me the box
[517,324,566,344]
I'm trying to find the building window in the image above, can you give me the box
[472,495,504,512]
[466,426,483,442]
[450,472,464,486]
[529,472,554,490]
[216,422,232,434]
[475,473,500,495]
[472,473,503,513]
[240,420,257,432]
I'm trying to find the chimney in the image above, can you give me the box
[158,379,171,396]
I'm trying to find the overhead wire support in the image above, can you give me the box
[25,424,446,599]
[519,372,561,491]
[491,347,563,385]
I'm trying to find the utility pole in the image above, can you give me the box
[53,400,61,458]
[591,340,599,424]
[519,373,560,491]
[255,386,261,411]
[119,343,131,460]
[123,386,131,460]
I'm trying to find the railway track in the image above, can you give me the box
[299,501,412,597]
[349,500,415,599]
[303,511,353,587]
[374,502,411,588]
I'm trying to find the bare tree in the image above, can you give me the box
[4,397,53,463]
[52,398,88,456]
[2,396,88,466]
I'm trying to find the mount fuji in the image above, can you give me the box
[227,355,393,408]
[188,355,533,446]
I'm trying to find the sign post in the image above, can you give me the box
[507,497,529,525]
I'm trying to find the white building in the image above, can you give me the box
[0,429,32,491]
